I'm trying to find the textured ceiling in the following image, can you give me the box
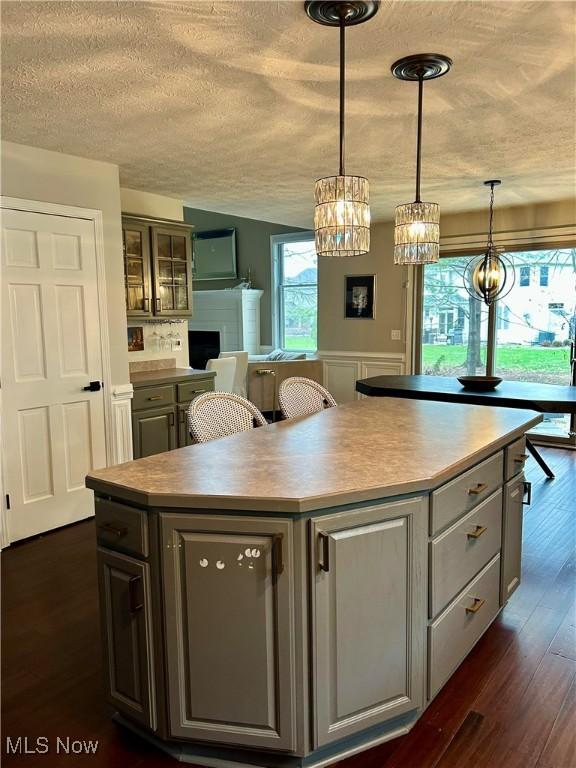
[1,0,575,226]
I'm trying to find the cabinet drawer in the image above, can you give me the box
[505,436,528,481]
[431,452,503,535]
[430,489,502,617]
[132,384,175,411]
[429,554,500,699]
[95,498,149,558]
[177,379,213,403]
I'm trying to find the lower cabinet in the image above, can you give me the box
[311,497,427,748]
[132,405,177,459]
[501,473,526,604]
[131,377,215,458]
[160,514,296,751]
[97,548,156,730]
[429,554,501,698]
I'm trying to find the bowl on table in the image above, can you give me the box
[457,376,502,391]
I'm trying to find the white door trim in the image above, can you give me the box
[0,196,114,544]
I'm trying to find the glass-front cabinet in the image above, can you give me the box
[123,221,152,315]
[122,216,193,318]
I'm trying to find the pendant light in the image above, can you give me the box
[306,1,379,257]
[391,53,452,265]
[464,180,515,306]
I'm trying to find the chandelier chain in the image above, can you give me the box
[339,12,346,176]
[488,182,495,250]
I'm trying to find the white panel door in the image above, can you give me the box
[2,209,107,542]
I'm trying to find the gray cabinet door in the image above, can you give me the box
[151,225,193,317]
[160,514,295,751]
[132,405,177,459]
[122,221,153,317]
[501,474,525,604]
[97,548,156,730]
[311,497,427,748]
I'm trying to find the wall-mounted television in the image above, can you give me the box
[192,228,237,281]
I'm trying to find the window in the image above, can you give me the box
[272,233,317,351]
[420,247,576,443]
[519,266,530,286]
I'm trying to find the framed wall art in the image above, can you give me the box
[345,275,375,319]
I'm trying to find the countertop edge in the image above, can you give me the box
[86,414,541,514]
[130,369,217,386]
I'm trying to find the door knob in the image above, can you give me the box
[83,381,102,392]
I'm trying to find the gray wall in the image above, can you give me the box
[185,207,305,347]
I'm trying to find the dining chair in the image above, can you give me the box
[206,356,236,393]
[219,351,249,398]
[278,376,337,419]
[187,391,267,443]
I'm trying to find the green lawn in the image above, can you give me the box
[423,344,570,376]
[284,335,316,352]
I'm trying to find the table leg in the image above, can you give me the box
[526,438,556,480]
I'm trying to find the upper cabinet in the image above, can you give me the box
[122,216,193,318]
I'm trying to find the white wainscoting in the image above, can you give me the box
[318,351,406,403]
[110,384,134,466]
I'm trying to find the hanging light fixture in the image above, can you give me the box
[391,53,452,265]
[305,1,379,257]
[464,180,515,306]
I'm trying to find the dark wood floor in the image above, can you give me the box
[2,448,575,768]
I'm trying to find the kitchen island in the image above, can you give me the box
[86,398,541,768]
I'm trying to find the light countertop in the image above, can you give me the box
[130,367,216,386]
[86,398,541,513]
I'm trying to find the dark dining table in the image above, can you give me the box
[356,374,576,479]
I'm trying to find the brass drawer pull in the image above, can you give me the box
[189,389,206,395]
[467,482,487,495]
[147,395,162,401]
[465,597,486,614]
[98,522,128,538]
[467,525,487,540]
[514,453,529,463]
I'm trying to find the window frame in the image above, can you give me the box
[270,231,316,352]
